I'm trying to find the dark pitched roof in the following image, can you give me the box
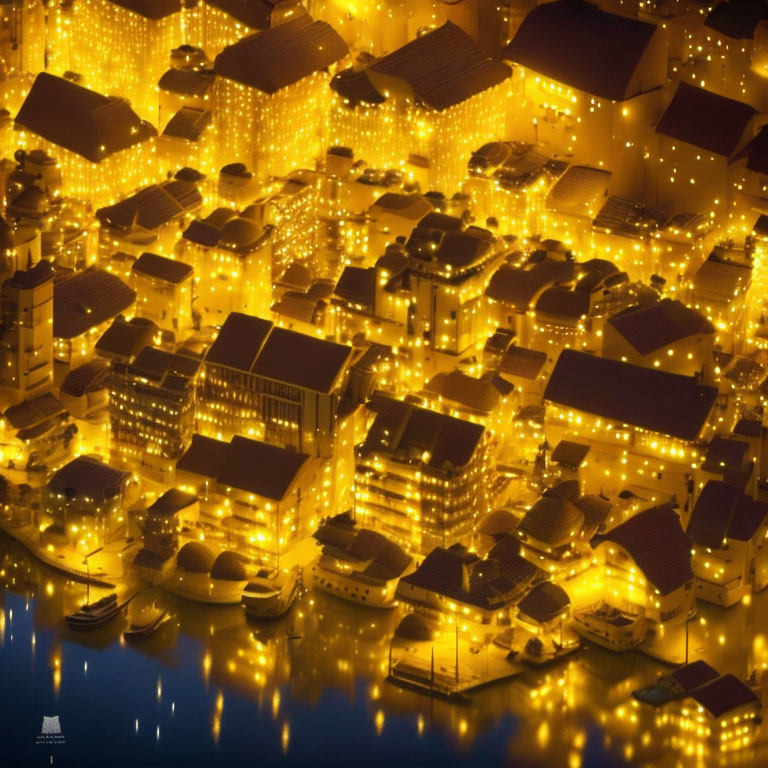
[592,196,667,240]
[6,259,54,289]
[176,434,230,479]
[592,504,693,595]
[49,456,130,503]
[688,481,768,547]
[670,660,720,692]
[693,256,751,302]
[544,350,718,440]
[132,252,193,284]
[214,17,348,93]
[368,22,510,111]
[517,581,570,623]
[111,0,181,18]
[705,0,768,39]
[551,440,590,468]
[162,106,212,142]
[607,299,715,355]
[499,345,547,380]
[15,73,156,163]
[504,0,657,101]
[424,370,506,414]
[362,397,485,471]
[688,674,758,717]
[547,165,611,215]
[158,68,214,97]
[129,346,200,382]
[742,124,768,176]
[54,269,137,339]
[535,287,590,319]
[217,436,310,500]
[60,360,110,398]
[206,0,307,29]
[656,82,756,156]
[334,266,376,309]
[330,67,386,107]
[96,180,202,231]
[517,495,583,546]
[5,393,64,429]
[148,488,198,517]
[702,435,750,474]
[205,313,273,370]
[95,316,157,359]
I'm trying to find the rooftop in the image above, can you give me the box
[593,504,693,595]
[504,0,657,101]
[214,17,348,93]
[49,456,130,504]
[544,350,718,440]
[132,252,193,284]
[205,0,307,30]
[15,72,156,163]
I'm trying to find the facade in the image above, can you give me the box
[355,394,491,554]
[130,252,194,335]
[197,313,353,457]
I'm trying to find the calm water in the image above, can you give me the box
[2,533,767,768]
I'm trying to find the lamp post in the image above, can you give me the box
[83,546,103,604]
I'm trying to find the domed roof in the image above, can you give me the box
[219,217,263,251]
[517,581,570,624]
[395,613,434,642]
[210,550,248,581]
[176,541,215,573]
[477,508,518,537]
[517,495,584,547]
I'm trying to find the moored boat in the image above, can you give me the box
[242,565,302,619]
[124,600,169,640]
[65,593,120,630]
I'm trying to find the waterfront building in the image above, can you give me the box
[355,394,492,554]
[197,313,354,457]
[110,346,200,481]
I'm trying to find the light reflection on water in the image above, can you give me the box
[1,533,767,767]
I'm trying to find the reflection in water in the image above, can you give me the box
[2,533,768,766]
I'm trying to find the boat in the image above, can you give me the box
[242,565,302,619]
[65,593,120,630]
[572,602,647,650]
[123,600,169,640]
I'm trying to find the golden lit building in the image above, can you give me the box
[51,0,186,125]
[212,17,348,180]
[330,22,511,193]
[130,252,194,336]
[110,346,200,481]
[14,72,158,207]
[0,259,54,405]
[176,433,319,564]
[355,394,491,554]
[197,312,354,458]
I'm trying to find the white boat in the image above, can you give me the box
[242,565,302,619]
[124,600,169,640]
[572,602,647,650]
[66,593,120,630]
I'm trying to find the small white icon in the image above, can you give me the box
[41,716,62,735]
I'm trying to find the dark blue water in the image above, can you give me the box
[0,535,639,767]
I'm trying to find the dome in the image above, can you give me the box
[176,541,215,574]
[210,551,248,581]
[477,509,518,537]
[219,217,263,251]
[517,582,570,624]
[395,613,434,642]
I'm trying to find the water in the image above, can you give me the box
[1,534,766,767]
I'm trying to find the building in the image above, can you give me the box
[0,260,54,406]
[503,0,667,198]
[575,503,694,650]
[543,349,719,498]
[355,394,491,554]
[197,313,354,457]
[43,455,139,550]
[685,480,768,606]
[603,299,716,380]
[176,433,319,564]
[53,268,137,370]
[14,72,157,207]
[330,22,511,192]
[178,207,272,324]
[130,252,194,335]
[212,17,348,179]
[110,346,200,481]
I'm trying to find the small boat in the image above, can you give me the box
[572,602,647,651]
[124,600,169,640]
[66,593,120,630]
[242,565,302,619]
